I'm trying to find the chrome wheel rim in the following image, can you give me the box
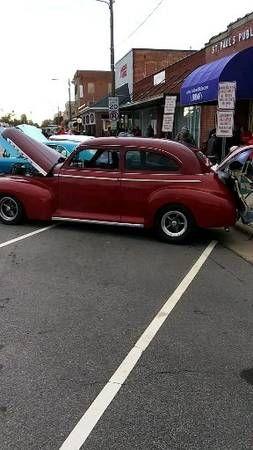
[0,197,19,222]
[161,210,187,237]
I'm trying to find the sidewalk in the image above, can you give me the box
[235,221,253,238]
[220,222,253,264]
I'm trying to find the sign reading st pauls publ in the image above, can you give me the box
[211,26,253,55]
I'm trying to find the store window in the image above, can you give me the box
[174,105,200,146]
[79,85,84,98]
[88,82,95,95]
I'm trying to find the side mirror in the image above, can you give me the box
[229,160,243,171]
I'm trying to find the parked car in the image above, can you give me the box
[0,127,79,174]
[0,128,252,243]
[46,140,79,157]
[17,124,48,143]
[0,131,32,174]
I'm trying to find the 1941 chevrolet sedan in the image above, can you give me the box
[0,128,252,243]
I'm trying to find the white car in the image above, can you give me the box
[49,134,95,143]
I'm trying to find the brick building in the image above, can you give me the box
[115,48,196,99]
[75,48,195,136]
[122,11,253,149]
[196,11,253,145]
[120,50,205,142]
[72,70,112,117]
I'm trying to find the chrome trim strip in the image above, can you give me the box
[121,178,201,183]
[52,217,144,228]
[57,174,201,183]
[58,174,120,181]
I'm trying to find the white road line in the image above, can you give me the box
[60,239,217,450]
[0,225,56,249]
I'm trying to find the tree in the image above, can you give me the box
[41,119,52,128]
[20,114,28,124]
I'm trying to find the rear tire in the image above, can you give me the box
[0,196,23,225]
[155,205,194,244]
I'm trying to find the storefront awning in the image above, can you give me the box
[180,47,253,106]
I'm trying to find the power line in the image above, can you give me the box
[127,0,165,40]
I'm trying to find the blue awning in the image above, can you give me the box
[180,47,253,106]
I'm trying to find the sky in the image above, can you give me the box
[0,0,252,124]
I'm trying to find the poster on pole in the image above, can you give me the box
[164,95,177,114]
[216,110,234,137]
[108,96,119,121]
[218,81,236,110]
[162,114,174,133]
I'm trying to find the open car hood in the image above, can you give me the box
[2,128,61,175]
[217,145,253,171]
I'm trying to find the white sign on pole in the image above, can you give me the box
[218,81,236,110]
[164,95,177,114]
[108,96,119,121]
[216,110,234,137]
[162,114,174,133]
[89,112,96,125]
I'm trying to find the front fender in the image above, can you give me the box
[145,186,237,228]
[0,177,57,220]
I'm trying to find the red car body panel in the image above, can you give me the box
[0,130,238,229]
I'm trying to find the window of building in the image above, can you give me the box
[125,150,179,171]
[88,82,95,95]
[79,84,84,98]
[70,149,119,170]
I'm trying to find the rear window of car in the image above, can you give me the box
[125,150,179,172]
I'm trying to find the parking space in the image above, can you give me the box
[0,223,209,449]
[0,222,50,244]
[82,245,253,450]
[0,222,252,449]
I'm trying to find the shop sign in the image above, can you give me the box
[162,114,174,132]
[154,70,165,86]
[211,25,253,55]
[89,112,96,125]
[164,95,177,114]
[115,50,133,95]
[216,110,234,137]
[111,120,117,131]
[108,97,119,121]
[218,81,236,110]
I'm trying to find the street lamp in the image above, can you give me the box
[96,0,115,96]
[51,78,72,124]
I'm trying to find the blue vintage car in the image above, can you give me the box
[46,140,78,157]
[0,126,79,174]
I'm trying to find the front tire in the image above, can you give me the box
[0,196,23,225]
[155,205,194,244]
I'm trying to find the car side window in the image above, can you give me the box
[125,150,179,172]
[69,148,119,170]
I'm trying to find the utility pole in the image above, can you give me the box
[96,0,115,96]
[109,0,115,96]
[68,78,72,122]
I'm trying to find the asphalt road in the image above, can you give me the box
[0,222,252,450]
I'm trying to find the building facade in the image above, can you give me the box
[115,48,196,99]
[122,12,253,149]
[72,70,112,112]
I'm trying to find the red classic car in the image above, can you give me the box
[0,128,252,243]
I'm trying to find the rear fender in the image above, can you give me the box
[145,187,237,228]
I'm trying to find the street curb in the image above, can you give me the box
[235,221,253,238]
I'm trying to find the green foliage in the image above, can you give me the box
[0,112,38,127]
